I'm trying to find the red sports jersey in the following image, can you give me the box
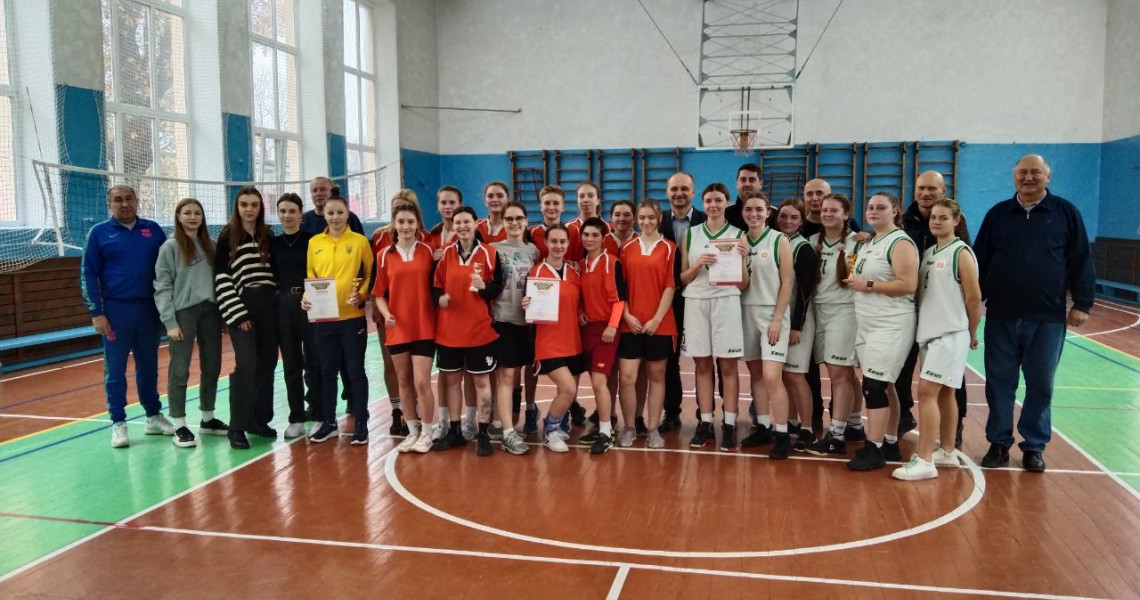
[602,231,637,257]
[372,228,430,256]
[529,261,583,361]
[528,223,560,259]
[566,218,611,261]
[476,218,508,244]
[371,241,436,345]
[433,242,498,348]
[580,252,623,325]
[619,236,677,336]
[429,223,460,252]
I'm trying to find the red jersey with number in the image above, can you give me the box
[580,252,624,324]
[529,261,582,360]
[433,242,498,348]
[619,236,677,336]
[371,241,436,345]
[476,218,508,244]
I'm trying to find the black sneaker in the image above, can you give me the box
[689,422,716,448]
[589,433,613,455]
[199,418,229,436]
[719,424,738,453]
[476,432,493,456]
[769,432,791,460]
[955,422,964,449]
[173,426,197,448]
[843,426,867,442]
[882,440,902,461]
[806,432,846,456]
[569,401,587,426]
[794,430,815,452]
[635,416,648,437]
[658,414,682,433]
[847,442,886,471]
[897,412,918,437]
[980,443,1009,468]
[228,430,251,450]
[351,420,368,445]
[250,425,277,439]
[588,410,600,426]
[578,431,600,445]
[740,425,773,447]
[788,423,802,439]
[432,427,467,451]
[308,423,338,443]
[389,408,409,436]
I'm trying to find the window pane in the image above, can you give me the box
[361,77,375,146]
[156,120,189,220]
[0,97,14,220]
[154,10,186,113]
[276,49,297,132]
[249,0,272,39]
[359,3,373,74]
[342,0,357,70]
[104,112,118,171]
[344,73,359,145]
[115,0,152,108]
[251,42,275,128]
[253,132,265,179]
[275,0,295,46]
[0,1,9,85]
[347,148,360,174]
[283,138,300,181]
[121,113,155,176]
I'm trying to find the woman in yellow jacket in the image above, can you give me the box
[302,194,374,445]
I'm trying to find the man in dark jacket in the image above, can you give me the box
[973,155,1094,473]
[726,163,762,231]
[895,171,971,444]
[659,172,705,430]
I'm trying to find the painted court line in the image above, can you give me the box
[605,565,629,600]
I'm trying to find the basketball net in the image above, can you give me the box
[731,128,757,156]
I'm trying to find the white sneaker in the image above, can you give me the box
[111,423,130,448]
[433,420,450,441]
[144,414,175,436]
[283,423,307,439]
[932,447,959,467]
[544,429,569,452]
[892,456,939,481]
[617,428,637,448]
[461,418,476,441]
[397,431,418,453]
[647,430,665,449]
[411,430,433,453]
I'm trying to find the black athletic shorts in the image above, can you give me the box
[437,342,497,374]
[387,339,436,358]
[493,321,534,368]
[535,354,586,376]
[617,333,675,362]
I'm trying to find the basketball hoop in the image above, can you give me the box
[731,128,757,156]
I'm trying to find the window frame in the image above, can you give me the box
[0,0,20,223]
[343,0,379,219]
[248,0,302,184]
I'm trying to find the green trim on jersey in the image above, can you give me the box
[702,221,734,240]
[684,228,692,253]
[747,227,772,247]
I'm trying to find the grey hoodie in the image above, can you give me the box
[154,237,217,329]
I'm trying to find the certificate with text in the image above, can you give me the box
[706,239,743,286]
[525,278,561,324]
[304,278,340,322]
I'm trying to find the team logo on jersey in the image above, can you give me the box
[486,356,494,367]
[873,249,883,258]
[141,228,153,238]
[935,260,947,270]
[346,246,354,254]
[759,250,770,259]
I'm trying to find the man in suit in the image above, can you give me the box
[659,172,705,431]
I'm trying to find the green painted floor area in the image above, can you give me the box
[967,318,1140,493]
[0,337,388,577]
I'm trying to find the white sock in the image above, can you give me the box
[774,423,788,433]
[700,412,714,423]
[884,434,898,444]
[724,411,737,425]
[492,419,502,428]
[438,406,450,423]
[407,419,420,434]
[831,420,848,434]
[503,427,516,435]
[789,418,801,428]
[465,406,477,422]
[172,417,186,428]
[201,410,214,422]
[847,411,863,428]
[871,440,883,447]
[757,414,771,428]
[599,421,613,436]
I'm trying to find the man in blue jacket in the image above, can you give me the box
[82,185,175,448]
[973,155,1094,473]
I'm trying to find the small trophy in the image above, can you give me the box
[347,277,363,305]
[844,253,858,283]
[470,263,484,292]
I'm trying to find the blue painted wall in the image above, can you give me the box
[222,112,252,207]
[327,132,347,193]
[400,148,443,226]
[1099,134,1140,241]
[55,84,107,240]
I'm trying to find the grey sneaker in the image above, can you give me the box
[144,414,175,436]
[500,430,529,455]
[647,430,665,449]
[488,423,504,441]
[461,418,477,441]
[617,428,637,448]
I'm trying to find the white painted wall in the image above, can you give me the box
[394,0,439,153]
[432,0,1109,154]
[1102,0,1140,141]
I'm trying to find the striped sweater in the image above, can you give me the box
[214,230,276,326]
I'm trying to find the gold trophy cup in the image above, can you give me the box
[347,277,363,305]
[470,263,484,292]
[844,253,858,284]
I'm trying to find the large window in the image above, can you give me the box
[249,0,300,184]
[0,0,16,221]
[343,0,379,219]
[101,0,190,221]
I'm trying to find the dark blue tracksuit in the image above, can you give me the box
[81,218,168,423]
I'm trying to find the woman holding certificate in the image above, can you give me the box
[304,195,374,446]
[678,183,749,452]
[431,207,504,455]
[738,194,795,459]
[522,225,584,453]
[805,194,865,457]
[373,202,438,454]
[214,187,278,450]
[845,192,918,472]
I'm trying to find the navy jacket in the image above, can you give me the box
[300,209,364,236]
[973,190,1095,322]
[81,218,168,317]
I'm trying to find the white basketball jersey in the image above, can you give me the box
[683,221,745,300]
[809,231,858,306]
[853,228,917,318]
[742,227,784,306]
[917,239,973,343]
